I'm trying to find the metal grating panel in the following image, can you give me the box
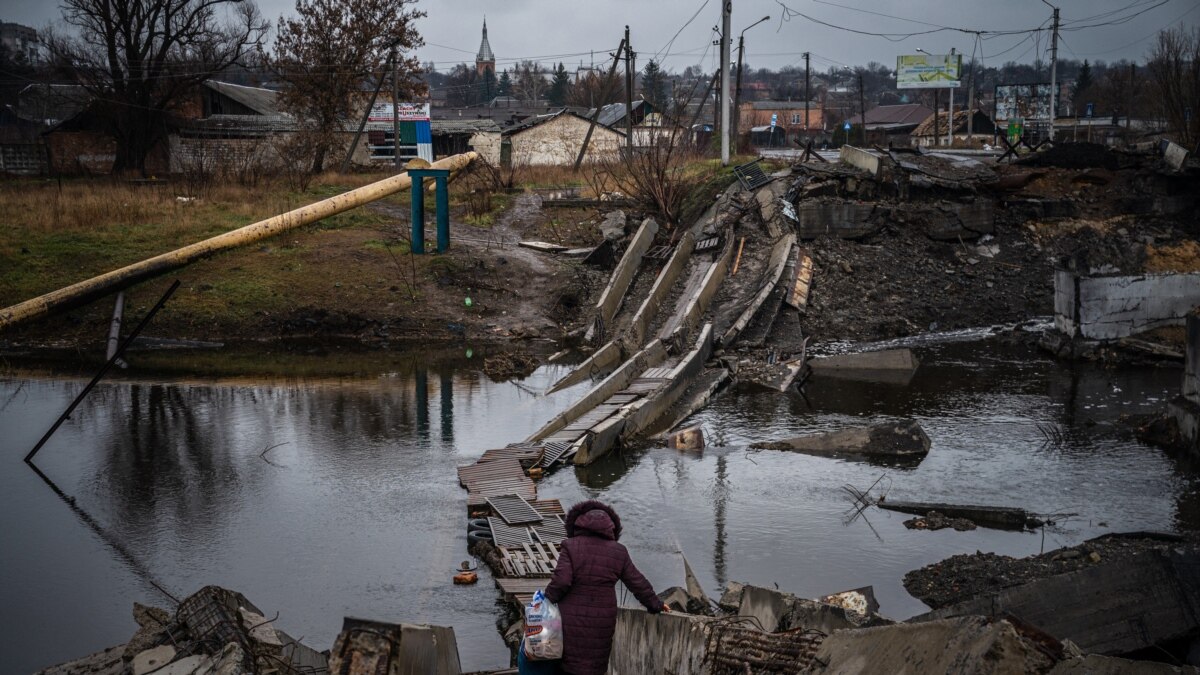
[533,519,568,544]
[531,499,565,517]
[538,441,574,468]
[488,517,535,547]
[487,494,544,525]
[696,236,721,252]
[733,160,770,191]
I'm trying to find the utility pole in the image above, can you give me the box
[967,52,975,140]
[624,25,633,153]
[947,48,955,148]
[933,89,940,148]
[392,47,402,169]
[1128,61,1135,129]
[1046,2,1060,139]
[734,34,745,153]
[720,0,732,165]
[858,71,866,145]
[574,35,627,169]
[342,53,393,173]
[804,52,811,142]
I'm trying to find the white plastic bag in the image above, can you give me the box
[523,589,563,660]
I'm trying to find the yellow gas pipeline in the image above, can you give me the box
[0,152,478,332]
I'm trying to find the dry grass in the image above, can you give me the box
[1145,240,1200,273]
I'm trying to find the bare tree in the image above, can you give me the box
[47,0,268,174]
[273,0,425,173]
[1148,26,1200,149]
[567,69,621,108]
[513,60,548,104]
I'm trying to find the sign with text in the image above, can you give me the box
[368,102,431,123]
[896,54,962,89]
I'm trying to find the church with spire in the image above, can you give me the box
[475,19,495,76]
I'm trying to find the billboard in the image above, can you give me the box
[896,54,962,89]
[993,84,1053,122]
[368,102,431,123]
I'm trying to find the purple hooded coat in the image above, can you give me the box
[544,500,664,675]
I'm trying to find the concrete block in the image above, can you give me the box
[793,200,878,240]
[812,616,1056,675]
[1051,654,1200,674]
[668,424,704,450]
[810,348,918,372]
[1185,314,1200,404]
[132,646,176,675]
[752,419,930,460]
[839,145,881,177]
[919,549,1200,656]
[1162,139,1190,171]
[608,609,713,675]
[1055,270,1200,341]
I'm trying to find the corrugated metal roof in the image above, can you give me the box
[749,100,819,111]
[847,103,933,127]
[911,109,993,137]
[203,80,281,117]
[431,119,501,134]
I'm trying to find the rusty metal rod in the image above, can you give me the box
[24,279,180,463]
[0,152,477,332]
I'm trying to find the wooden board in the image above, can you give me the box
[786,252,814,310]
[499,543,561,577]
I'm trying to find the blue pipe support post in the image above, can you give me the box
[408,168,451,254]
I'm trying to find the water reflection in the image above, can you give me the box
[2,340,1197,675]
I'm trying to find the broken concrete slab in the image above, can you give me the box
[668,424,704,450]
[807,616,1057,675]
[840,145,881,177]
[598,209,627,240]
[809,348,919,385]
[916,549,1200,657]
[878,500,1033,530]
[608,609,711,675]
[1161,140,1190,172]
[1050,654,1200,674]
[1054,269,1200,341]
[752,419,931,462]
[723,582,891,635]
[329,617,463,675]
[786,250,814,311]
[586,217,659,343]
[131,646,176,675]
[792,200,879,240]
[517,241,569,253]
[721,233,797,346]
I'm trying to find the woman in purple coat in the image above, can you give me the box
[540,500,667,675]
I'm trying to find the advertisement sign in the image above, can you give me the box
[368,102,431,123]
[994,83,1053,122]
[896,54,962,89]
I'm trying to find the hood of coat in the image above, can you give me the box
[564,499,623,541]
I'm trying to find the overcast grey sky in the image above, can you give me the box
[5,0,1197,72]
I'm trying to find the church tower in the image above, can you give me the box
[475,19,495,76]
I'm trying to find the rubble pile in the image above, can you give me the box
[903,533,1193,610]
[753,143,1199,348]
[39,586,327,675]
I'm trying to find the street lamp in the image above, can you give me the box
[734,16,770,151]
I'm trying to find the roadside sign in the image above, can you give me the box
[770,113,777,128]
[896,53,962,89]
[843,121,851,131]
[1085,102,1094,118]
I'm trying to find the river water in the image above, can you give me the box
[1,340,1197,672]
